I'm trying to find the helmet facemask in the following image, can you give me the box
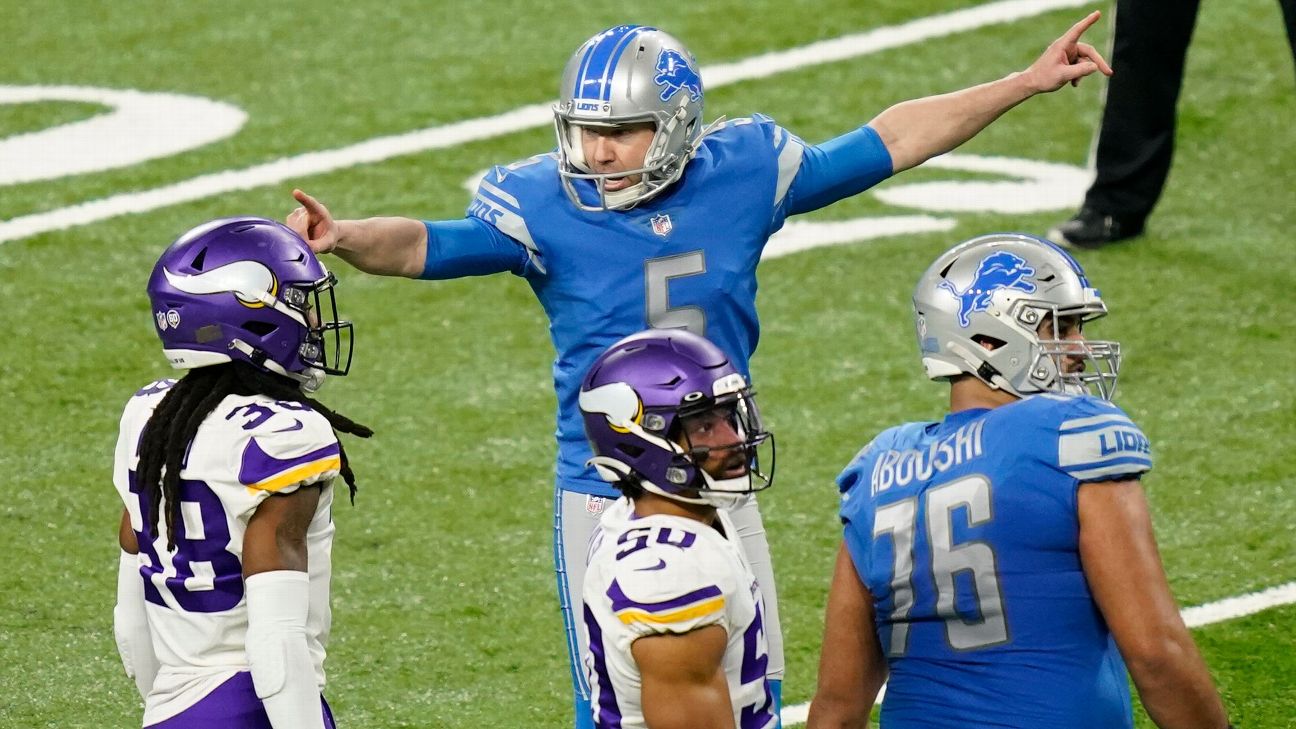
[287,270,354,378]
[664,390,776,508]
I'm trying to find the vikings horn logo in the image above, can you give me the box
[579,381,644,434]
[163,260,278,308]
[939,251,1037,328]
[654,49,702,102]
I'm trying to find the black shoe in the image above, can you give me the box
[1047,208,1145,250]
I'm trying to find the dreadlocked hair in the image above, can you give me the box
[135,361,373,550]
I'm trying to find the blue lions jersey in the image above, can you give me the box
[837,394,1153,728]
[458,115,891,496]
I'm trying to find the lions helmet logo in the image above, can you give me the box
[938,251,1037,328]
[653,49,702,102]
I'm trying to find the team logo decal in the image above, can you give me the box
[653,49,702,102]
[650,213,673,237]
[578,381,644,434]
[939,251,1036,327]
[163,260,278,308]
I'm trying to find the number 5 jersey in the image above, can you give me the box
[112,380,341,725]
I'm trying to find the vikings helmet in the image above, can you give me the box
[579,329,774,508]
[554,25,706,212]
[913,233,1120,400]
[146,217,353,391]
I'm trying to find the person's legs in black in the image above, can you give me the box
[1052,0,1202,248]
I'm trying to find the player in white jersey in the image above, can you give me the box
[578,329,777,729]
[112,217,371,728]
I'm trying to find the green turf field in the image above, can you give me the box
[2,1,1293,726]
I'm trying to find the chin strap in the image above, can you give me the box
[228,339,326,393]
[948,342,1020,396]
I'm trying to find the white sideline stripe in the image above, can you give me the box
[0,0,1089,245]
[779,580,1296,726]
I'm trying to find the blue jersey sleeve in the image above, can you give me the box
[1051,396,1154,483]
[462,163,549,276]
[784,124,893,215]
[418,217,534,280]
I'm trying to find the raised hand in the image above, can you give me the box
[286,188,339,254]
[1026,11,1114,93]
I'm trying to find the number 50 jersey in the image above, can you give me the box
[112,380,340,725]
[582,498,777,729]
[837,394,1154,729]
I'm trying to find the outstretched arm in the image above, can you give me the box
[871,11,1113,173]
[1078,480,1230,729]
[807,543,887,729]
[287,189,428,277]
[632,626,736,729]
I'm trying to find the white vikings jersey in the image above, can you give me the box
[112,380,339,725]
[582,498,777,729]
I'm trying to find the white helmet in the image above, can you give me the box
[912,233,1121,399]
[553,25,705,211]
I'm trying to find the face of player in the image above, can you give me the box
[675,404,750,481]
[580,122,656,191]
[1038,313,1087,374]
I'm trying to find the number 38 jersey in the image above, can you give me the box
[582,498,776,729]
[112,380,340,725]
[837,394,1154,729]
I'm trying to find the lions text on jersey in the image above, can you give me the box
[582,498,776,729]
[113,380,339,725]
[837,393,1153,728]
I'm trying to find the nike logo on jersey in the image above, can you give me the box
[272,418,304,433]
[635,558,668,572]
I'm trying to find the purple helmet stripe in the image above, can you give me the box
[607,578,722,614]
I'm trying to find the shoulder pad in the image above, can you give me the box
[1053,396,1153,482]
[236,407,340,493]
[602,523,733,635]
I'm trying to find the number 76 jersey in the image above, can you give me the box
[112,380,340,724]
[582,498,777,729]
[837,394,1153,729]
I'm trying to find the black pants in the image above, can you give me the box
[1083,0,1296,220]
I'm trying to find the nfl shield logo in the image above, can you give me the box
[585,495,606,515]
[650,213,673,237]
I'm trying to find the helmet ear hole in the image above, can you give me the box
[616,443,645,459]
[242,321,278,337]
[971,334,1006,351]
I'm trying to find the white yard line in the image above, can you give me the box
[0,0,1090,245]
[780,579,1296,726]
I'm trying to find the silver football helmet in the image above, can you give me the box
[553,25,705,211]
[912,233,1121,399]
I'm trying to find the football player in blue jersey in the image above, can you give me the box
[286,16,1111,727]
[806,233,1230,729]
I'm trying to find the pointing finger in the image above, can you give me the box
[1062,10,1102,45]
